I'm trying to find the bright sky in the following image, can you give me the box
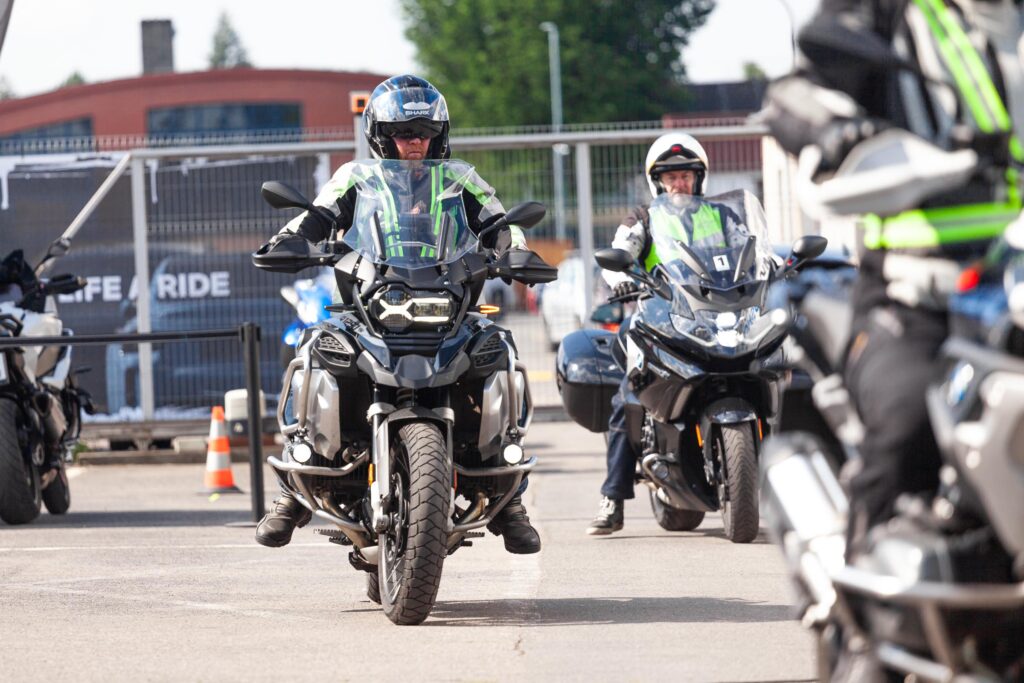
[0,0,820,100]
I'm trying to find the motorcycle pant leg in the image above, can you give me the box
[844,304,946,554]
[601,376,639,500]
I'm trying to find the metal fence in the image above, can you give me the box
[0,120,802,421]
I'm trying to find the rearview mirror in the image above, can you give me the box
[791,235,828,262]
[261,181,314,211]
[783,234,829,274]
[594,248,634,273]
[799,18,916,74]
[502,201,547,230]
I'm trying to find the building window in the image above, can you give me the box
[0,118,95,153]
[147,103,303,144]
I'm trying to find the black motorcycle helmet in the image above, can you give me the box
[363,75,451,160]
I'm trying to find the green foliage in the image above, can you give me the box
[60,72,86,88]
[742,61,767,81]
[400,0,715,128]
[208,12,252,69]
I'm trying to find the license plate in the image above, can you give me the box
[0,353,7,383]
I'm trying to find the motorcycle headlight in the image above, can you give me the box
[371,287,455,332]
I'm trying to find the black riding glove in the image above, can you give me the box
[613,281,639,299]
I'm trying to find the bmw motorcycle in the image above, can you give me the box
[0,240,92,525]
[252,159,556,625]
[760,224,1024,681]
[557,190,827,543]
[279,269,333,367]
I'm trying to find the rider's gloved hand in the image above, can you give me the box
[613,281,639,299]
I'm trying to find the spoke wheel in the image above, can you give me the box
[378,422,450,625]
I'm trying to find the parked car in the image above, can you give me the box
[540,252,612,350]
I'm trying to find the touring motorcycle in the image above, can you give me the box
[557,190,826,543]
[0,240,92,524]
[760,222,1024,680]
[252,159,556,625]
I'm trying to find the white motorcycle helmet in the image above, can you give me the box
[644,133,710,198]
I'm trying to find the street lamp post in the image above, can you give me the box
[540,21,567,242]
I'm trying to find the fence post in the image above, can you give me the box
[241,322,265,522]
[130,156,156,420]
[575,142,595,323]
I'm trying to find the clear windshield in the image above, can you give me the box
[648,189,774,292]
[342,159,477,267]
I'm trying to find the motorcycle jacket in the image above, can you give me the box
[602,199,748,287]
[763,0,1024,309]
[278,160,527,252]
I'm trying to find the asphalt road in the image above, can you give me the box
[0,422,814,683]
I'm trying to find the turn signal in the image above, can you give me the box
[957,267,981,292]
[477,304,501,315]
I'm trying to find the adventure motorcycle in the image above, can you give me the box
[0,239,92,525]
[279,269,333,368]
[557,190,827,543]
[760,222,1024,681]
[252,159,556,625]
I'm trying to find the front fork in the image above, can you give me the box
[368,389,455,534]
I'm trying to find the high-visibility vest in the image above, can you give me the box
[643,202,726,271]
[865,0,1023,252]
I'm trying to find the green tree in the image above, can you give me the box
[742,61,766,81]
[60,71,86,88]
[400,0,715,128]
[208,12,252,69]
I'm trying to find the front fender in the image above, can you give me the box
[704,397,758,425]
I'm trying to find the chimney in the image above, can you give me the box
[141,20,175,75]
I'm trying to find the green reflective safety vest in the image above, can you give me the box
[334,164,485,260]
[643,202,727,271]
[865,0,1023,252]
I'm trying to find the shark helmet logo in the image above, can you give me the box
[402,102,432,114]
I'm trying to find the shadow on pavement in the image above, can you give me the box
[421,595,794,627]
[595,529,772,545]
[7,509,254,528]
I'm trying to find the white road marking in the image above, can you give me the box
[0,541,333,553]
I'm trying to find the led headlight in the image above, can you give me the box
[372,287,455,332]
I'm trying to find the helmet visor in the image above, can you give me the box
[370,87,449,125]
[380,119,444,140]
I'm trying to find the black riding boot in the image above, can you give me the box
[487,495,541,554]
[255,492,312,548]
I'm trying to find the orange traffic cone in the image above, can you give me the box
[203,406,242,494]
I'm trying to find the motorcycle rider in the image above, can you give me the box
[760,0,1024,554]
[587,133,747,535]
[255,75,542,555]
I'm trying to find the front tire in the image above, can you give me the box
[717,423,759,544]
[0,399,42,525]
[42,462,71,515]
[378,422,451,625]
[648,489,705,531]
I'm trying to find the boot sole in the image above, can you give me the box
[586,524,623,536]
[254,534,290,548]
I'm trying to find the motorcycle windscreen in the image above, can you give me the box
[343,159,478,268]
[648,189,775,295]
